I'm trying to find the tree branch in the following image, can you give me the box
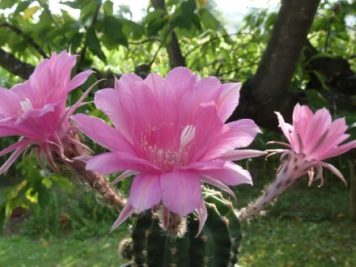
[58,157,126,211]
[151,0,186,68]
[0,48,34,80]
[78,1,102,67]
[232,0,321,129]
[0,22,48,58]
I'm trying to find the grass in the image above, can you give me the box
[0,234,124,267]
[0,165,355,267]
[0,218,354,267]
[240,219,356,267]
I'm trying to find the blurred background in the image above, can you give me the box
[0,0,355,266]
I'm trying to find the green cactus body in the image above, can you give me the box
[120,189,242,267]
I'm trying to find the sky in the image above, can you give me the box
[2,0,352,32]
[47,0,281,18]
[46,0,281,31]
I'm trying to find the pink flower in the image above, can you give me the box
[0,51,93,174]
[275,103,356,184]
[238,104,355,220]
[73,67,264,233]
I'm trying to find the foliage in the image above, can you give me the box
[0,0,354,265]
[0,179,354,266]
[0,154,73,229]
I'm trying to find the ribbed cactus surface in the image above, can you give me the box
[120,189,242,267]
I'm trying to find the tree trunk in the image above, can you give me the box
[151,0,186,68]
[234,0,321,129]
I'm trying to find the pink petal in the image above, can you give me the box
[0,143,28,175]
[0,87,20,116]
[320,140,356,160]
[54,51,77,78]
[143,73,166,98]
[68,70,94,92]
[217,82,241,122]
[191,104,225,161]
[94,88,121,125]
[199,162,253,186]
[94,88,133,141]
[129,173,161,212]
[313,118,350,159]
[219,149,266,161]
[86,152,158,174]
[160,171,202,216]
[201,175,236,198]
[0,139,30,157]
[275,111,293,143]
[111,203,134,231]
[20,103,56,121]
[303,108,331,154]
[193,76,221,103]
[321,162,347,185]
[114,73,142,92]
[0,121,38,138]
[0,126,18,137]
[166,67,196,99]
[225,119,261,148]
[30,51,76,99]
[202,119,260,160]
[185,159,225,171]
[292,104,314,151]
[14,103,64,139]
[72,114,132,152]
[111,170,138,186]
[195,201,207,236]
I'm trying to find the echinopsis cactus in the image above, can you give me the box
[119,189,242,267]
[0,51,354,266]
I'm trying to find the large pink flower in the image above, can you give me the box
[238,104,355,220]
[73,67,263,232]
[0,51,93,174]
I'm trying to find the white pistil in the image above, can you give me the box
[20,98,33,112]
[179,125,196,150]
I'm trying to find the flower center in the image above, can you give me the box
[140,124,196,171]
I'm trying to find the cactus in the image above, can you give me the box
[119,188,242,267]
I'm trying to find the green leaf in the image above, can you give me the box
[171,0,196,30]
[0,207,5,232]
[51,175,74,193]
[86,28,106,61]
[103,0,113,16]
[80,0,98,24]
[60,0,80,9]
[0,189,5,206]
[265,13,277,30]
[23,6,39,19]
[122,19,144,40]
[144,9,167,36]
[0,0,16,9]
[312,70,330,90]
[101,16,128,47]
[199,8,221,31]
[14,0,31,14]
[0,30,8,46]
[36,182,50,208]
[305,89,329,109]
[68,31,83,52]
